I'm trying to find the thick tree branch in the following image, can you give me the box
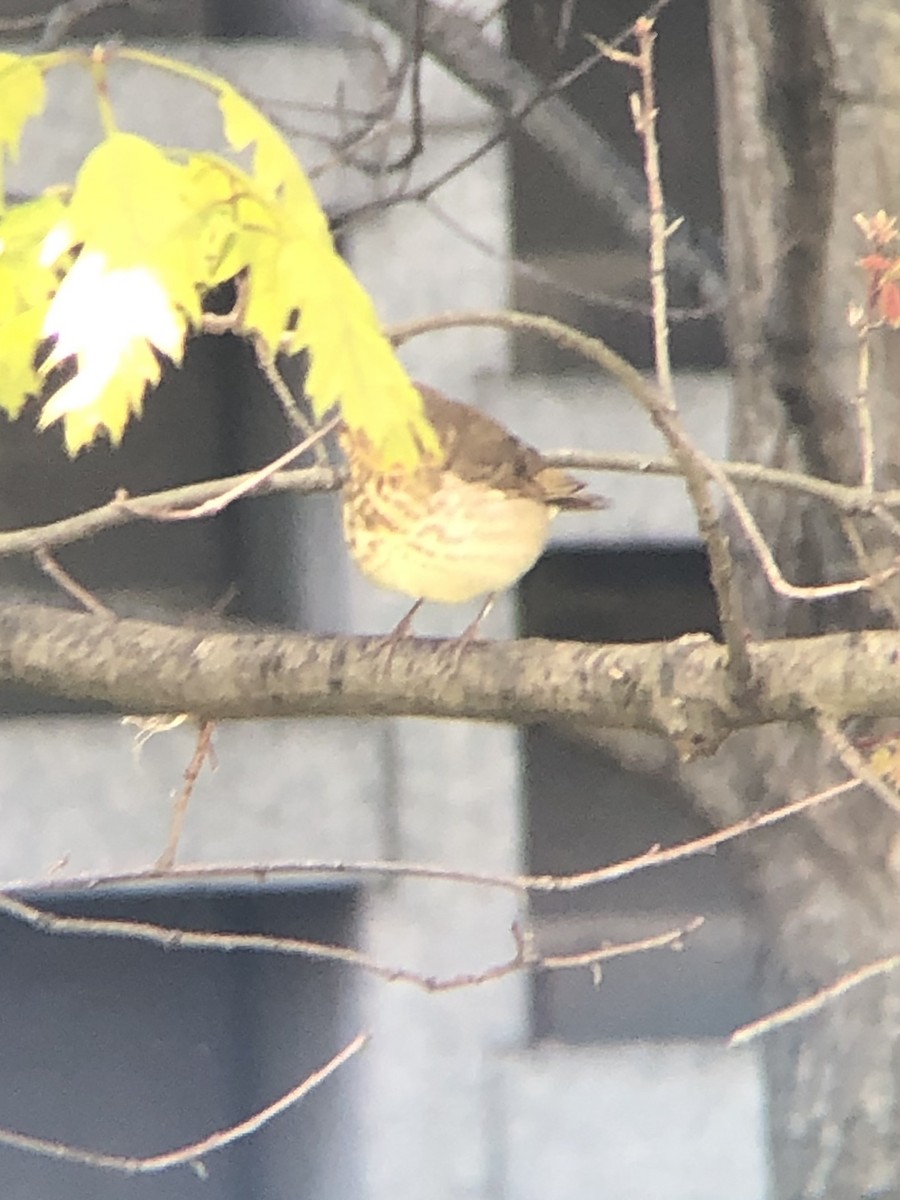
[4,604,900,754]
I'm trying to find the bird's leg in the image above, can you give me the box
[390,597,425,640]
[440,593,496,672]
[458,592,495,642]
[368,597,424,672]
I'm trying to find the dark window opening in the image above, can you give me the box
[210,0,339,38]
[0,883,360,1200]
[507,0,725,375]
[520,546,758,1042]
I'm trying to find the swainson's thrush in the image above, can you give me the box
[340,383,607,636]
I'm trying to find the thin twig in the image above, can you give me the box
[835,305,900,620]
[333,20,606,212]
[252,337,324,457]
[0,890,700,993]
[337,0,726,315]
[0,464,339,561]
[719,476,900,602]
[818,715,900,818]
[9,776,859,899]
[539,916,703,970]
[32,0,133,48]
[839,512,900,625]
[33,547,113,616]
[3,443,900,569]
[606,16,749,680]
[121,416,340,523]
[377,0,425,175]
[319,6,425,179]
[305,39,411,179]
[545,449,900,511]
[732,954,900,1045]
[200,281,326,461]
[155,720,217,871]
[0,1032,367,1173]
[425,198,714,321]
[630,17,676,404]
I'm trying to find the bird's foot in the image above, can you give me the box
[366,594,495,674]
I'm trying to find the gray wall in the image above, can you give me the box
[0,26,769,1200]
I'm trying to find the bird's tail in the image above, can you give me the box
[536,466,610,511]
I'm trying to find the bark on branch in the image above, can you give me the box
[3,603,900,754]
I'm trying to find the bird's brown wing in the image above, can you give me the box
[416,383,608,510]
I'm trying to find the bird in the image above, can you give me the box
[339,383,608,640]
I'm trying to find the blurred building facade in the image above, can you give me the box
[0,4,769,1198]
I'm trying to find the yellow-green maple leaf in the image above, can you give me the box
[37,134,198,450]
[0,305,46,411]
[0,51,438,463]
[0,194,67,419]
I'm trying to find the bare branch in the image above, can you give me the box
[155,719,217,871]
[8,776,860,899]
[0,464,340,561]
[4,604,900,744]
[0,1032,367,1173]
[818,716,900,819]
[252,340,324,454]
[544,450,900,513]
[34,546,114,616]
[376,0,425,174]
[626,18,676,400]
[351,0,726,311]
[36,0,142,49]
[119,416,340,523]
[1,437,899,572]
[732,955,900,1046]
[425,197,714,321]
[719,477,900,602]
[851,308,876,493]
[601,16,751,684]
[0,890,700,993]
